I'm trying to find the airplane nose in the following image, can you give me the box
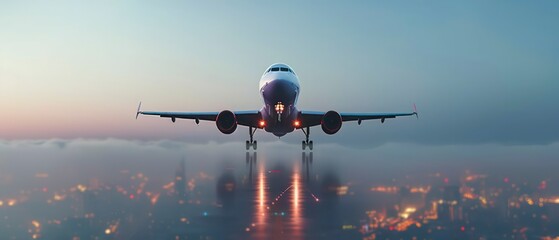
[262,79,297,104]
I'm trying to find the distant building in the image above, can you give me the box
[437,186,463,222]
[175,158,187,199]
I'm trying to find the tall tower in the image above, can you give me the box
[437,185,462,222]
[175,158,187,199]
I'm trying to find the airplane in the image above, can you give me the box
[136,63,417,150]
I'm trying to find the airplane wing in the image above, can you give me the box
[136,103,261,128]
[299,109,417,128]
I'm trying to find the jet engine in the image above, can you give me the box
[216,110,237,134]
[321,110,342,134]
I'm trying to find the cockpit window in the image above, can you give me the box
[267,66,295,74]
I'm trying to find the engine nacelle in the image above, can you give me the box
[321,110,342,135]
[216,110,237,134]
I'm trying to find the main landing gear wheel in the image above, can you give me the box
[246,140,257,150]
[302,140,314,150]
[301,126,313,151]
[246,127,257,150]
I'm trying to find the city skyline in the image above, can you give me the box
[1,145,559,239]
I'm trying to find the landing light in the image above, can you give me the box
[293,120,301,127]
[274,102,284,113]
[259,120,266,127]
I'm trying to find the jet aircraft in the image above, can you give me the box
[136,63,417,150]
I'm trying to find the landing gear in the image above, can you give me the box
[246,127,257,150]
[302,141,313,150]
[301,127,313,150]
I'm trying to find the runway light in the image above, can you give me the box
[259,120,266,127]
[293,120,300,127]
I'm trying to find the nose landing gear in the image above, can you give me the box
[301,126,313,150]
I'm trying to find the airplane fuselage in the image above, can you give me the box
[258,63,300,137]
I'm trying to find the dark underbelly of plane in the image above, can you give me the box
[260,106,298,137]
[265,121,295,137]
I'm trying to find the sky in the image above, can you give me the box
[1,1,558,149]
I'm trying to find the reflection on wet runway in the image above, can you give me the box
[238,152,344,239]
[3,142,556,239]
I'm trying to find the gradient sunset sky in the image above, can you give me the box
[1,1,558,148]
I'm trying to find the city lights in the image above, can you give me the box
[0,160,557,239]
[76,184,87,192]
[370,186,399,193]
[31,220,41,228]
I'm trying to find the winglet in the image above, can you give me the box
[413,103,419,119]
[136,101,142,119]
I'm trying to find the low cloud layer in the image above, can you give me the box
[1,138,558,192]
